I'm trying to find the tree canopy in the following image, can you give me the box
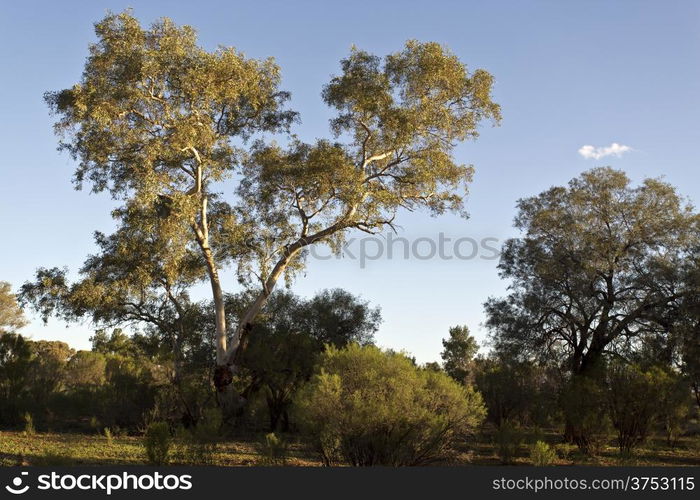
[440,325,479,384]
[485,167,700,376]
[0,282,27,336]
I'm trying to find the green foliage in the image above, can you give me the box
[45,10,294,203]
[606,363,657,453]
[91,329,136,357]
[657,372,692,448]
[238,289,381,431]
[606,362,688,453]
[486,168,700,378]
[441,325,478,384]
[184,409,221,465]
[238,40,501,301]
[530,440,556,466]
[474,355,560,428]
[560,374,611,455]
[494,421,522,464]
[27,340,73,412]
[0,334,33,425]
[0,282,27,336]
[255,432,288,466]
[68,352,108,390]
[143,422,171,465]
[104,427,113,445]
[295,344,485,466]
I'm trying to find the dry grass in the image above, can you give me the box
[458,427,700,466]
[1,429,698,467]
[0,431,320,466]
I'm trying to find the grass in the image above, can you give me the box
[1,429,698,466]
[0,431,320,466]
[458,427,700,466]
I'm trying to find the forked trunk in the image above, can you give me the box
[213,245,303,417]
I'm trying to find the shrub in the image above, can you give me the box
[173,409,222,465]
[654,369,691,448]
[606,362,661,454]
[554,443,576,462]
[256,432,288,466]
[530,440,556,466]
[475,357,560,428]
[560,374,611,455]
[23,412,35,436]
[89,416,100,431]
[103,427,113,445]
[494,421,522,464]
[185,409,221,465]
[295,344,486,466]
[144,422,171,465]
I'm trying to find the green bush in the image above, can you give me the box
[654,369,691,448]
[173,409,222,465]
[494,421,522,464]
[530,440,556,466]
[560,374,611,455]
[606,362,662,454]
[475,357,561,428]
[256,432,288,466]
[103,427,113,445]
[186,409,221,465]
[143,422,171,465]
[295,344,486,466]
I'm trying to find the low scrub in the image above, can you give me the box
[295,344,486,466]
[530,440,556,466]
[143,422,171,465]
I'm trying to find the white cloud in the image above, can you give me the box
[578,142,632,160]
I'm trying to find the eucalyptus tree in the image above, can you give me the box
[440,325,479,384]
[34,11,293,397]
[0,282,27,336]
[35,11,500,404]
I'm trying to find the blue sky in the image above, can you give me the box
[1,0,699,362]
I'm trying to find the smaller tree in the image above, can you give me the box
[26,340,74,419]
[474,348,562,429]
[0,334,33,425]
[0,282,27,336]
[65,351,107,388]
[440,325,478,385]
[238,289,380,431]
